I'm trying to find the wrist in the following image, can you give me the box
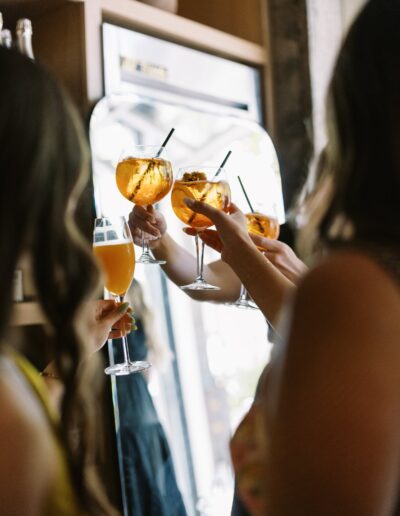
[149,232,166,251]
[223,236,256,269]
[150,232,172,255]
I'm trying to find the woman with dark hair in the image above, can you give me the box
[184,0,400,513]
[0,47,132,515]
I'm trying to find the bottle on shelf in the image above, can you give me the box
[1,29,12,48]
[16,18,34,59]
[0,12,12,49]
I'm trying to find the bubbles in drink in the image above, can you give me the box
[93,240,135,296]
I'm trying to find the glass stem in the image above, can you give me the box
[239,283,248,302]
[115,295,131,365]
[142,232,151,257]
[194,234,201,280]
[195,234,206,282]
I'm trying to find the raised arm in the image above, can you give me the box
[183,200,295,327]
[128,205,241,303]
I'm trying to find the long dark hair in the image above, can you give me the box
[0,48,115,514]
[315,0,400,248]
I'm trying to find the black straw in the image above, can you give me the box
[214,150,232,178]
[237,176,255,213]
[156,127,175,158]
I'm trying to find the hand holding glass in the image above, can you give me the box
[171,166,231,290]
[116,145,173,264]
[232,212,280,309]
[93,217,151,375]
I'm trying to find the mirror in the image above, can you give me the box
[90,93,284,516]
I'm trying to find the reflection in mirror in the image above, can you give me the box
[90,93,285,516]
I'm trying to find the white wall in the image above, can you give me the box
[306,0,368,155]
[341,0,368,32]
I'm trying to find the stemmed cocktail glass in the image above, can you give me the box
[232,211,280,309]
[171,166,231,291]
[93,216,151,375]
[230,176,280,309]
[116,144,173,265]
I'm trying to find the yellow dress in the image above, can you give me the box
[11,351,83,516]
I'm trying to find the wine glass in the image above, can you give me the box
[231,211,280,310]
[115,145,173,265]
[93,217,151,375]
[171,166,231,290]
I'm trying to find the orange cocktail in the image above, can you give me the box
[93,241,135,296]
[115,145,173,265]
[245,212,280,240]
[116,157,173,206]
[172,172,230,229]
[171,167,231,291]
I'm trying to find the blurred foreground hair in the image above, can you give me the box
[0,47,116,515]
[299,0,400,257]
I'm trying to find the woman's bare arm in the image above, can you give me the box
[182,200,295,327]
[151,232,242,302]
[129,205,241,302]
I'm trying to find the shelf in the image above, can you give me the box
[98,0,267,65]
[5,0,266,65]
[3,0,268,109]
[11,302,45,327]
[0,0,70,27]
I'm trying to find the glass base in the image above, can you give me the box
[234,299,259,310]
[136,252,166,265]
[181,279,220,291]
[226,297,259,310]
[105,360,152,376]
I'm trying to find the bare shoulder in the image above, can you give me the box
[268,250,400,514]
[289,251,400,381]
[268,251,400,514]
[296,248,400,321]
[0,362,56,515]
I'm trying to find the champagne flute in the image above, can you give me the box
[171,166,231,290]
[93,217,151,375]
[115,144,173,265]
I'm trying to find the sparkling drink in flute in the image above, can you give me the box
[93,217,151,375]
[93,241,135,296]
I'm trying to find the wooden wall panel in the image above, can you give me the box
[178,0,264,44]
[33,3,87,112]
[265,0,313,211]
